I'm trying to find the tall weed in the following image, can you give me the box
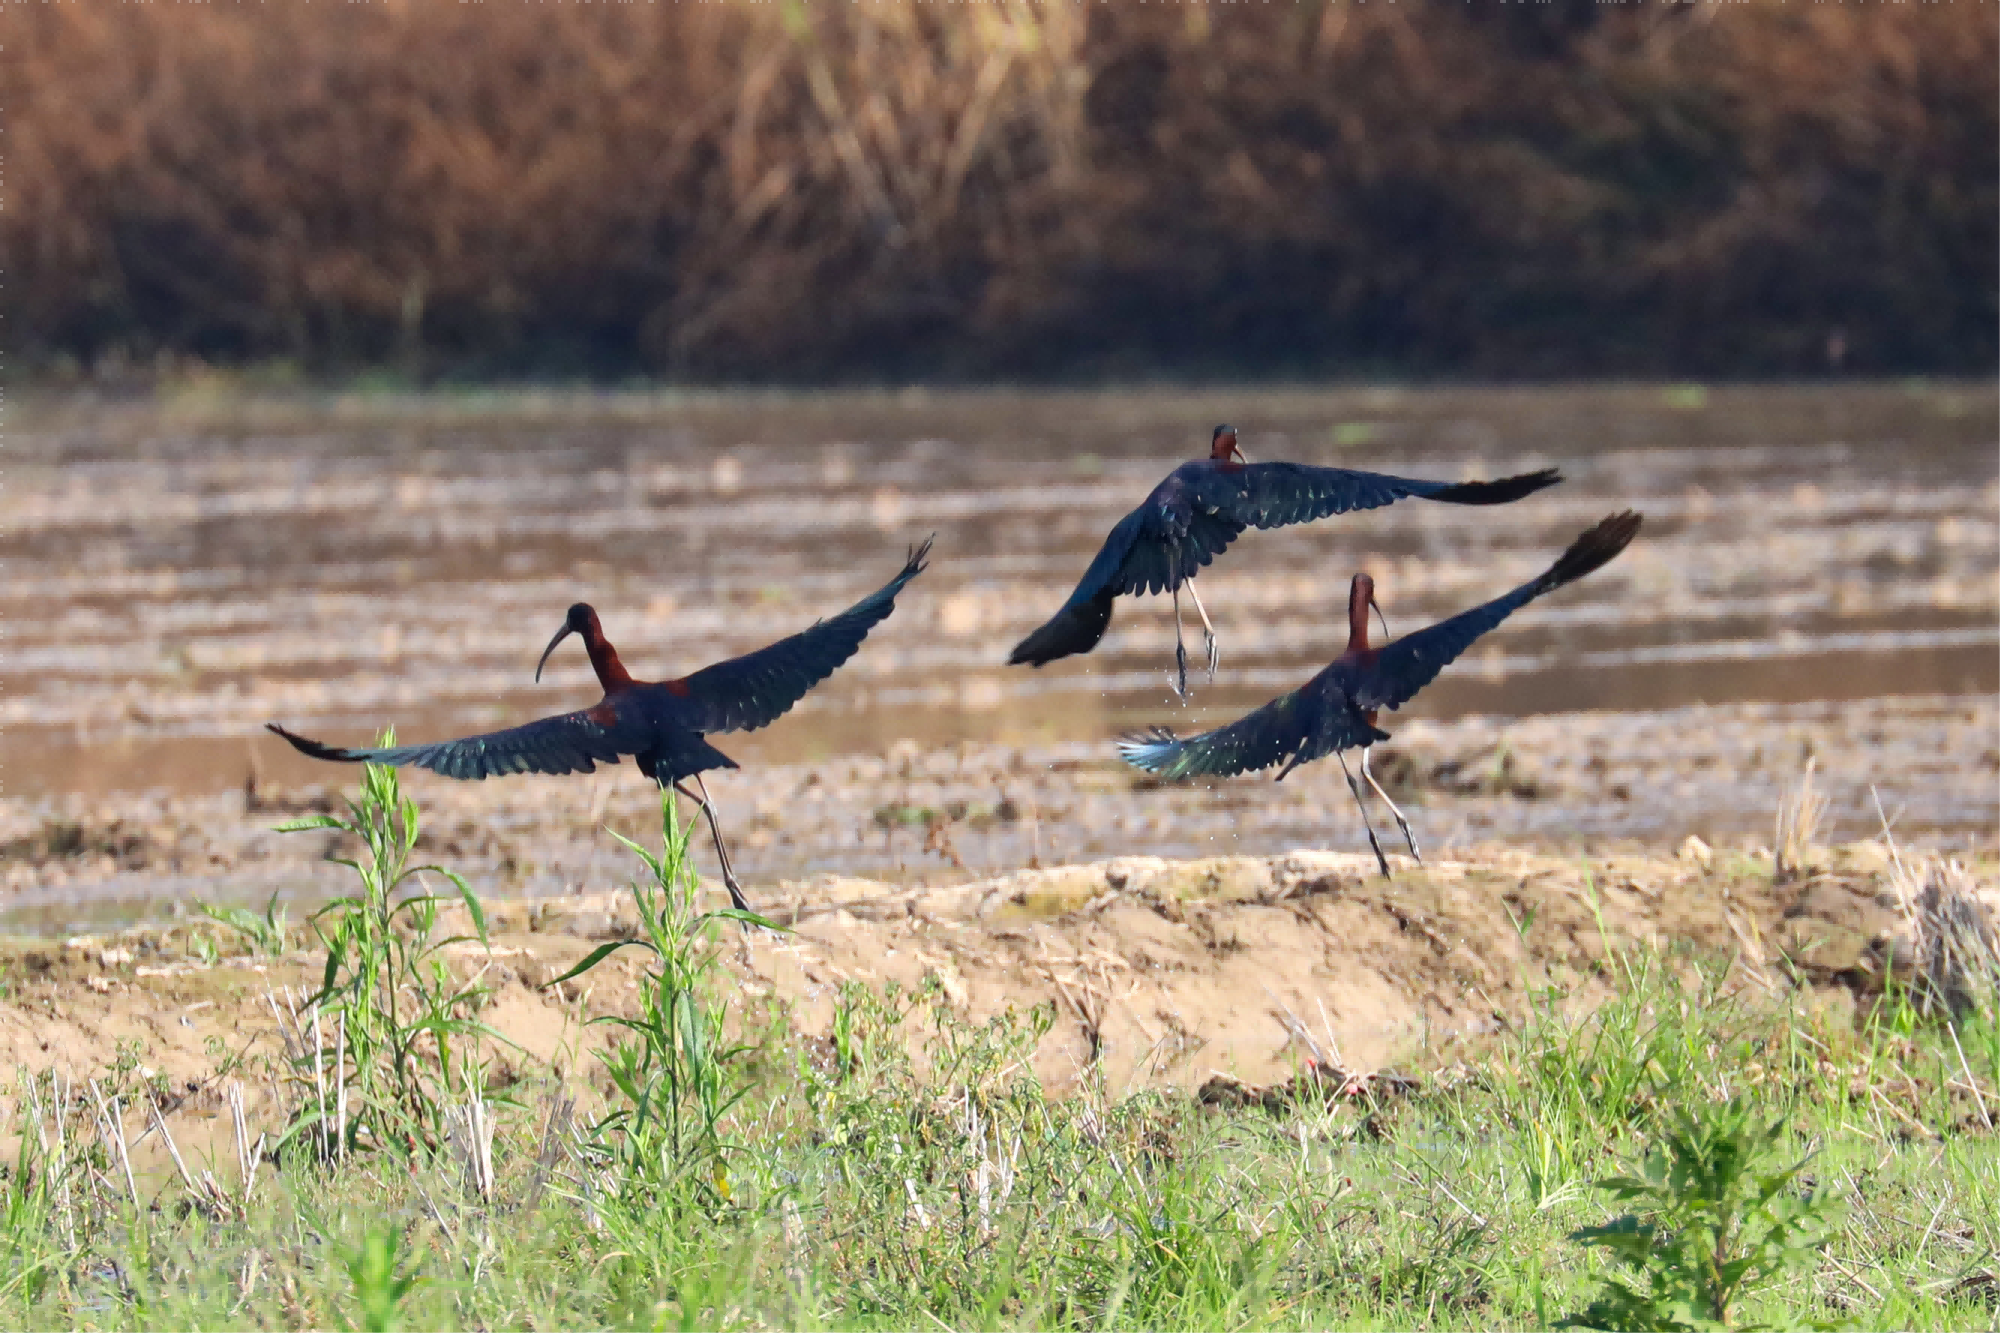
[0,1104,60,1305]
[275,740,499,1159]
[341,1226,422,1333]
[1562,1099,1837,1331]
[546,790,761,1204]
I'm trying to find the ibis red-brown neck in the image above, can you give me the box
[1208,424,1246,464]
[579,613,637,692]
[538,604,638,693]
[1345,574,1378,656]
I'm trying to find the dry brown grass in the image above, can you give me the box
[1885,849,2000,1023]
[9,2,1993,378]
[1776,757,1829,885]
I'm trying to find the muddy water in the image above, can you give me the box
[4,384,1995,927]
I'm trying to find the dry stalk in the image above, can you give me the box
[31,1072,79,1250]
[1873,794,1999,1020]
[960,1088,1019,1238]
[522,1091,575,1216]
[86,1078,139,1212]
[269,988,351,1160]
[148,1096,239,1219]
[311,999,331,1158]
[445,1094,496,1204]
[1897,859,1999,1021]
[1947,1025,1993,1133]
[562,1120,608,1235]
[266,987,305,1060]
[1774,756,1827,884]
[903,1176,931,1230]
[228,1080,266,1206]
[1046,966,1109,1066]
[332,1007,349,1160]
[781,1195,810,1296]
[1264,986,1330,1068]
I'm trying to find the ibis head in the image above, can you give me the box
[537,603,599,683]
[1208,424,1245,463]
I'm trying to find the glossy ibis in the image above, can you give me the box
[1118,512,1641,876]
[270,539,933,913]
[1009,426,1564,699]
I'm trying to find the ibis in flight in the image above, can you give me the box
[270,539,933,914]
[1008,425,1564,699]
[1118,512,1641,875]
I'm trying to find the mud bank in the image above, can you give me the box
[5,843,1992,1124]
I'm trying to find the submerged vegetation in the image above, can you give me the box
[12,2,1994,380]
[2,766,1997,1330]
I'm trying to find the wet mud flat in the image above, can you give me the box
[3,383,1995,928]
[2,693,1994,935]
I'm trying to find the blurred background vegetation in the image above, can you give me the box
[9,0,1994,383]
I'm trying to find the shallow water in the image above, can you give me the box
[4,383,1995,925]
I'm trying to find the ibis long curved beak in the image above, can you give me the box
[535,623,573,684]
[1371,595,1391,644]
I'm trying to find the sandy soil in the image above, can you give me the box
[5,841,1991,1129]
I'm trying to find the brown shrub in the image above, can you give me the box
[6,2,1992,378]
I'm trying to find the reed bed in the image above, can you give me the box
[10,2,1993,379]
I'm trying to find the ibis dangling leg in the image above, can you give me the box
[1361,747,1421,865]
[1184,578,1221,684]
[671,776,751,913]
[1169,584,1192,701]
[1336,749,1392,879]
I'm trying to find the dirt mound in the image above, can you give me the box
[4,842,1990,1111]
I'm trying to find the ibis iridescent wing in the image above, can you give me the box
[673,538,931,734]
[1183,463,1563,531]
[1008,501,1246,667]
[267,712,632,781]
[1355,510,1642,715]
[1116,681,1384,782]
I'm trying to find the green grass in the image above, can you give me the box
[2,775,1996,1330]
[271,735,502,1161]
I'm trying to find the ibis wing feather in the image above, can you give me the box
[675,539,930,734]
[1186,463,1563,530]
[1016,461,1561,668]
[1007,588,1117,667]
[267,714,630,781]
[1062,507,1149,605]
[1354,510,1641,714]
[1009,508,1150,666]
[1117,682,1381,781]
[1039,501,1226,601]
[1095,504,1242,598]
[1350,595,1533,716]
[1008,493,1243,666]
